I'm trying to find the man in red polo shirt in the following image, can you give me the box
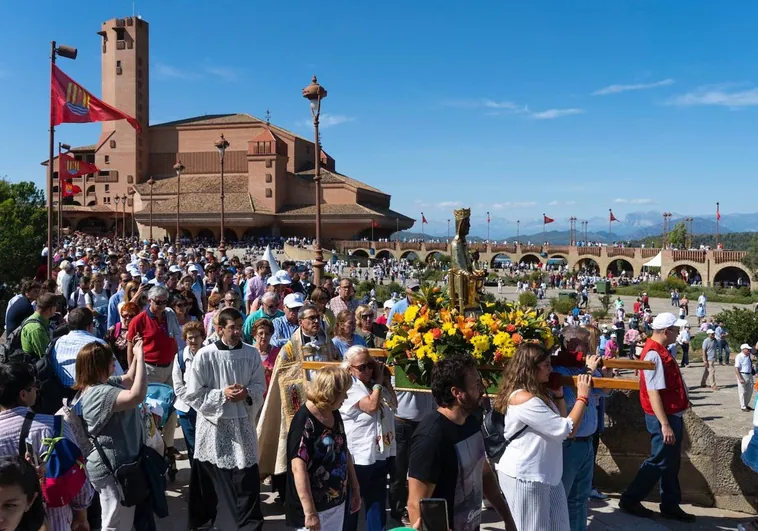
[620,312,695,523]
[127,285,183,459]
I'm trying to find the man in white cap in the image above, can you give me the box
[620,312,694,522]
[735,344,755,411]
[700,329,718,390]
[271,292,304,348]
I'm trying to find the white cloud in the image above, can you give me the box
[320,114,355,128]
[666,85,758,108]
[436,201,461,208]
[154,63,197,80]
[549,200,559,206]
[492,201,537,210]
[205,66,240,82]
[593,79,674,96]
[531,108,584,120]
[614,198,654,204]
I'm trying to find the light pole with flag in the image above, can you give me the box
[609,209,619,244]
[716,202,721,248]
[542,214,554,244]
[421,212,428,241]
[486,211,490,242]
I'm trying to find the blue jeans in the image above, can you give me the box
[717,340,730,364]
[561,439,594,531]
[177,411,197,462]
[344,460,388,531]
[621,414,683,509]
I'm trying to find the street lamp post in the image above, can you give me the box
[46,42,77,278]
[516,220,520,245]
[214,135,229,256]
[174,160,185,246]
[302,75,328,286]
[121,194,127,240]
[113,196,120,241]
[147,177,155,242]
[128,187,135,239]
[447,219,450,243]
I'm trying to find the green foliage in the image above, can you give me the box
[482,292,496,303]
[594,294,612,319]
[354,280,404,304]
[713,308,758,351]
[0,180,46,293]
[591,310,608,320]
[615,281,758,305]
[668,222,687,249]
[518,291,538,307]
[741,234,758,281]
[549,297,576,315]
[663,277,688,291]
[420,268,445,283]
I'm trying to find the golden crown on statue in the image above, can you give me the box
[454,208,471,220]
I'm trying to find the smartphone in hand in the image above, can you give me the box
[420,498,449,531]
[25,438,39,467]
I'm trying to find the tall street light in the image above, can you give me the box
[121,194,127,240]
[46,42,77,278]
[215,134,229,256]
[56,142,71,244]
[113,196,121,241]
[302,75,327,285]
[147,177,155,242]
[174,160,185,246]
[128,187,136,239]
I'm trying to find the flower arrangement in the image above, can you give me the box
[385,285,554,388]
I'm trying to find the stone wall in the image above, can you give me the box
[595,391,758,513]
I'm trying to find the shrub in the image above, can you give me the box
[519,291,538,308]
[591,310,608,320]
[663,277,688,291]
[421,269,445,283]
[355,280,404,304]
[713,308,758,351]
[550,297,575,315]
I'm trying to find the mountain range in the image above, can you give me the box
[400,210,758,243]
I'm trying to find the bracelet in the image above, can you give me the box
[576,396,589,406]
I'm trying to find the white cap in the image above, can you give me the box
[706,329,715,335]
[127,265,140,277]
[59,260,71,270]
[651,312,688,330]
[610,333,617,338]
[274,270,292,285]
[188,264,202,274]
[169,265,182,274]
[283,292,305,309]
[383,299,396,309]
[741,343,751,350]
[75,259,86,267]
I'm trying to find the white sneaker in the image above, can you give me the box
[589,488,608,500]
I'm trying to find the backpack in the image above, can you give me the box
[481,408,527,463]
[0,316,44,366]
[33,336,77,415]
[18,411,87,508]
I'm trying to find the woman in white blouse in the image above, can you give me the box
[493,343,592,531]
[340,345,397,531]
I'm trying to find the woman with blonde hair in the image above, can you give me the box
[493,343,592,531]
[354,304,384,348]
[332,310,366,358]
[285,366,360,530]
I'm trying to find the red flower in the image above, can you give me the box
[505,324,516,333]
[493,350,504,363]
[431,328,442,340]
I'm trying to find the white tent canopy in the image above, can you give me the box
[262,245,281,275]
[642,251,662,268]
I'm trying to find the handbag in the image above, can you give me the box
[90,436,149,507]
[481,408,527,463]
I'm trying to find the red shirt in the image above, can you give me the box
[638,339,689,417]
[127,309,177,366]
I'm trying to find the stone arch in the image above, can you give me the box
[197,228,214,240]
[519,253,542,266]
[78,216,107,232]
[86,185,96,195]
[223,228,238,242]
[713,265,751,288]
[425,251,444,263]
[86,200,97,207]
[574,257,600,275]
[375,249,394,260]
[490,253,512,269]
[400,251,419,262]
[179,228,192,239]
[606,258,635,277]
[350,249,369,258]
[667,263,704,285]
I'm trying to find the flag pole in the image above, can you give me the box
[608,209,612,245]
[46,41,57,279]
[421,212,425,242]
[716,202,720,248]
[371,219,374,242]
[57,143,62,245]
[542,213,546,244]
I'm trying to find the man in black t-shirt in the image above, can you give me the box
[408,354,516,531]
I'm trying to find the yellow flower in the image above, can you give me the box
[442,322,454,334]
[470,335,490,353]
[416,345,432,360]
[428,351,440,363]
[414,316,428,329]
[472,349,484,360]
[493,331,512,348]
[404,305,420,324]
[478,313,495,327]
[384,335,398,349]
[423,331,435,346]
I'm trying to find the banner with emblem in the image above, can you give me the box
[58,152,99,179]
[50,64,141,132]
[61,181,82,198]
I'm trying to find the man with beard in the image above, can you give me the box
[407,354,515,531]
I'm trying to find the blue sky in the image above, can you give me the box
[1,1,757,233]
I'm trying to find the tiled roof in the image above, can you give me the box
[133,174,249,195]
[145,193,267,215]
[69,144,97,153]
[294,169,385,195]
[277,203,412,221]
[150,113,307,142]
[60,205,114,213]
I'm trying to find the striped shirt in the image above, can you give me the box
[51,330,124,388]
[0,407,94,531]
[271,315,299,348]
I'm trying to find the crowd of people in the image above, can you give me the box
[0,233,754,531]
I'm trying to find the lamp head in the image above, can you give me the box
[302,75,327,115]
[56,44,78,60]
[215,134,229,156]
[173,160,185,176]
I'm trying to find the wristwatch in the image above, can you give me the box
[372,384,383,392]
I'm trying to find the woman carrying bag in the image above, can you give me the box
[76,340,166,531]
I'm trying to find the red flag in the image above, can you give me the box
[422,213,428,224]
[51,64,141,132]
[609,210,619,222]
[371,220,380,229]
[716,203,721,221]
[543,214,555,224]
[58,153,99,179]
[61,181,82,198]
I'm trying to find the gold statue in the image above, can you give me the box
[449,208,485,314]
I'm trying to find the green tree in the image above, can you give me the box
[713,307,758,351]
[741,234,758,281]
[668,222,687,249]
[518,291,538,307]
[0,179,46,291]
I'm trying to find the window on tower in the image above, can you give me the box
[104,155,110,164]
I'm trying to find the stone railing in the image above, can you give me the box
[607,247,636,258]
[577,247,601,257]
[548,245,570,255]
[398,242,422,251]
[471,243,488,253]
[641,248,661,258]
[671,250,707,263]
[424,242,447,251]
[520,244,542,253]
[490,243,517,253]
[340,241,366,250]
[713,250,746,264]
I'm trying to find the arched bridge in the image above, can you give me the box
[324,241,750,287]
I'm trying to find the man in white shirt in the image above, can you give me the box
[735,344,755,412]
